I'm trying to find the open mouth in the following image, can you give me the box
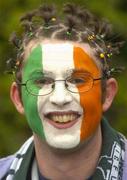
[44,111,81,129]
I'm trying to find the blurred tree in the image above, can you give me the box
[0,0,127,156]
[116,0,127,12]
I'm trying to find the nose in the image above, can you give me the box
[49,81,73,106]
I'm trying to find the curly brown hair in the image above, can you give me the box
[7,3,124,81]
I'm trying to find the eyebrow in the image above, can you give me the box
[28,69,53,75]
[66,68,91,76]
[29,68,92,78]
[43,70,54,76]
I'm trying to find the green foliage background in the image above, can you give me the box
[0,0,127,157]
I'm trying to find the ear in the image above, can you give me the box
[10,82,24,114]
[102,78,118,112]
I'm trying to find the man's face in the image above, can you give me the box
[22,41,102,149]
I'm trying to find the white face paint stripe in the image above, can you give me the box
[37,43,83,149]
[42,43,75,73]
[43,43,73,60]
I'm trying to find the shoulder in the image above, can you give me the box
[123,139,127,180]
[1,137,34,179]
[0,154,15,179]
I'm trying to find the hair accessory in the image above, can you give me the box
[66,31,72,36]
[100,53,105,59]
[88,34,95,41]
[28,32,34,37]
[51,17,56,22]
[107,45,111,48]
[107,53,113,58]
[43,17,56,29]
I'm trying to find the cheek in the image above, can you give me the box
[80,83,102,140]
[73,46,102,141]
[37,94,46,119]
[22,88,45,138]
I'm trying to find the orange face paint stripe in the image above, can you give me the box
[73,47,102,140]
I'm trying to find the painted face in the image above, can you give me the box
[22,42,102,149]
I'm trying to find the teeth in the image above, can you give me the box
[50,114,78,123]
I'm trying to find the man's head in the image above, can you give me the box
[9,3,120,150]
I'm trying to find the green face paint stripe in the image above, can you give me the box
[22,45,45,138]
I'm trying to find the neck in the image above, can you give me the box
[34,126,102,180]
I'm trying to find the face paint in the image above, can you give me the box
[74,47,102,140]
[38,43,82,149]
[22,42,102,149]
[22,45,45,138]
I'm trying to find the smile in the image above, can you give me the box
[44,111,81,129]
[47,112,80,123]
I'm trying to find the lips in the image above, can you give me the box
[44,111,81,129]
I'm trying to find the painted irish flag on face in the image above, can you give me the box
[22,42,102,149]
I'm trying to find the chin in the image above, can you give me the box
[46,134,80,149]
[42,116,82,149]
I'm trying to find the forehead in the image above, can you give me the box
[24,41,100,76]
[42,43,74,72]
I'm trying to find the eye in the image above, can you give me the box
[67,76,86,85]
[34,77,54,87]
